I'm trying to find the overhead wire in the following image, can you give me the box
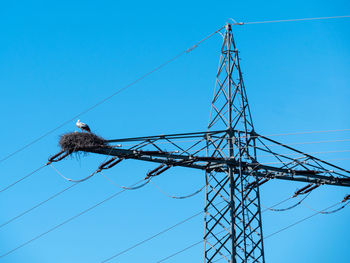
[0,25,225,165]
[0,178,148,259]
[0,164,48,194]
[250,128,350,139]
[154,200,349,262]
[263,200,349,240]
[100,207,206,263]
[100,195,293,262]
[302,200,350,215]
[0,183,78,229]
[0,150,118,229]
[234,15,350,25]
[262,192,311,212]
[102,170,205,199]
[149,180,205,199]
[50,164,98,183]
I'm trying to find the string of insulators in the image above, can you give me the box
[244,177,270,190]
[47,150,71,165]
[342,194,350,203]
[293,183,320,197]
[97,157,124,172]
[145,164,172,179]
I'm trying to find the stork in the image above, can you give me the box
[76,119,91,132]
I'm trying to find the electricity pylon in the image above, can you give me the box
[204,23,264,263]
[50,23,350,262]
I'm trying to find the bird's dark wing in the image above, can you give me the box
[82,125,91,132]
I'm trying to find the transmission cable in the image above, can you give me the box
[0,178,147,259]
[101,196,292,262]
[0,183,78,229]
[264,200,349,240]
[0,25,225,165]
[99,171,152,190]
[102,171,204,199]
[260,192,311,212]
[0,150,116,229]
[233,15,350,26]
[50,164,98,183]
[154,200,349,262]
[100,207,207,263]
[0,164,48,194]
[301,200,350,215]
[149,180,205,199]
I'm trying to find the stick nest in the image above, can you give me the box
[59,132,108,152]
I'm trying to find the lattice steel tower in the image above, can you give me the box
[204,24,264,263]
[50,22,350,263]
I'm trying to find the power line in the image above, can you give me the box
[100,195,294,262]
[301,200,350,215]
[156,237,206,263]
[233,15,350,25]
[100,208,205,263]
[102,171,204,200]
[50,164,98,183]
[0,25,225,165]
[263,201,348,240]
[0,183,78,229]
[0,178,147,259]
[0,151,116,229]
[261,128,350,138]
[154,200,349,262]
[0,164,48,194]
[149,180,204,199]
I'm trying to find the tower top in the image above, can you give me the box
[208,24,254,133]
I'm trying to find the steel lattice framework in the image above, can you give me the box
[204,23,264,263]
[50,23,350,263]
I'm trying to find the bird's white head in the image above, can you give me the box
[77,119,80,123]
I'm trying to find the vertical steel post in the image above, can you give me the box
[204,24,265,263]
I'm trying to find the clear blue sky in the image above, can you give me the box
[1,1,350,262]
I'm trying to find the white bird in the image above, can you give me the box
[76,119,91,133]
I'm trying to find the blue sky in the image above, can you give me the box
[0,1,350,262]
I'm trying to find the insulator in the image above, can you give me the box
[293,183,313,197]
[106,158,124,169]
[342,194,350,203]
[48,150,71,163]
[302,184,320,194]
[145,164,172,179]
[98,157,117,170]
[153,165,171,176]
[145,164,166,179]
